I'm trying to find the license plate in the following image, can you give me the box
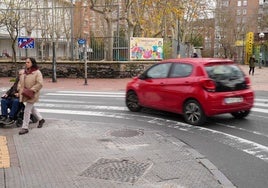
[224,97,243,104]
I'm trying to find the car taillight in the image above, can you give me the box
[245,76,251,88]
[201,79,216,92]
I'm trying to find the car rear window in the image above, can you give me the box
[205,64,247,92]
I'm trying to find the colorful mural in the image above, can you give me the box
[130,37,163,60]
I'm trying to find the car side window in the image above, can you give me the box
[169,63,193,78]
[146,63,171,78]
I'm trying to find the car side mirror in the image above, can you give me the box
[139,73,148,80]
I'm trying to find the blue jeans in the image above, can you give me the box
[1,98,20,119]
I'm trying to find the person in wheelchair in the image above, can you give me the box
[0,73,21,126]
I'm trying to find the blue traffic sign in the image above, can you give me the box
[78,39,86,45]
[18,37,35,49]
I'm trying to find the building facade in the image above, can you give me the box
[0,0,75,61]
[214,0,267,65]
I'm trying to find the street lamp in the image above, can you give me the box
[259,32,265,69]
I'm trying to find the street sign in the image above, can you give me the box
[18,37,35,49]
[78,39,86,45]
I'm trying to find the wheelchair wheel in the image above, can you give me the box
[16,118,23,127]
[30,114,38,123]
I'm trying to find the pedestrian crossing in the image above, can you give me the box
[45,91,126,98]
[39,91,268,115]
[39,91,127,113]
[252,99,268,114]
[34,91,129,120]
[1,91,268,118]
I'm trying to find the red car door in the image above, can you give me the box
[138,63,172,109]
[160,63,194,113]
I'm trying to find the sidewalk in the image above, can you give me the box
[1,120,233,188]
[1,64,266,188]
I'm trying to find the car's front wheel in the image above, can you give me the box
[183,100,206,126]
[231,110,250,119]
[126,91,141,112]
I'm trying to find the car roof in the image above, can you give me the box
[161,58,234,65]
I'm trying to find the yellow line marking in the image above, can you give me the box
[0,136,10,168]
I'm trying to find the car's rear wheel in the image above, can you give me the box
[126,91,141,112]
[231,110,250,119]
[183,100,206,126]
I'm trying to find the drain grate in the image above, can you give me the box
[80,158,151,183]
[110,129,144,138]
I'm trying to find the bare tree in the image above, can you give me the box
[88,0,120,61]
[0,0,24,65]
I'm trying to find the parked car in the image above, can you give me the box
[125,58,254,125]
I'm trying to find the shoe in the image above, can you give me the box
[37,119,45,128]
[19,129,29,135]
[0,116,7,123]
[3,117,15,125]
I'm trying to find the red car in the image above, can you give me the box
[125,58,255,125]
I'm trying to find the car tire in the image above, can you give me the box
[183,100,206,126]
[231,110,250,119]
[126,91,142,112]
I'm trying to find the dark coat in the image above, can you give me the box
[5,78,19,99]
[249,57,255,68]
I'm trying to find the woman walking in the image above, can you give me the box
[249,55,256,75]
[18,57,45,135]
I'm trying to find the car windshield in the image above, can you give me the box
[205,64,247,92]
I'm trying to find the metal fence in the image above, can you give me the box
[0,36,177,61]
[86,37,129,61]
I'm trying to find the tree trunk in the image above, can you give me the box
[106,19,114,61]
[11,39,18,75]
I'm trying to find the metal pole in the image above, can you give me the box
[259,33,264,69]
[84,44,88,85]
[117,4,119,61]
[70,0,74,61]
[259,45,262,69]
[52,0,57,82]
[242,34,245,64]
[177,19,180,58]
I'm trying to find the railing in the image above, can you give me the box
[0,37,175,61]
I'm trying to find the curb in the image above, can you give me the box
[167,136,236,188]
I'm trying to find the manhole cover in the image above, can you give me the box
[80,158,151,183]
[110,129,143,137]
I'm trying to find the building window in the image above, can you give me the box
[243,0,247,6]
[237,9,241,15]
[236,17,242,24]
[237,1,242,6]
[243,9,247,15]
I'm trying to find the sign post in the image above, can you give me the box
[78,39,88,85]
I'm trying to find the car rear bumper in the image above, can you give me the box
[203,90,254,116]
